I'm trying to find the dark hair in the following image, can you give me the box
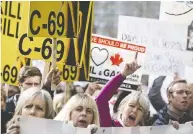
[113,90,131,113]
[18,66,42,83]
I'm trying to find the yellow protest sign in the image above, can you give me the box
[57,1,94,81]
[16,1,92,67]
[1,1,25,85]
[28,1,79,38]
[1,1,93,83]
[18,36,78,65]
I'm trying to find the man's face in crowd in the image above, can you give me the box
[169,82,192,112]
[20,76,41,91]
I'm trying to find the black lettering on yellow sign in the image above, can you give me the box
[1,57,31,85]
[2,65,18,83]
[19,33,33,55]
[77,1,94,81]
[2,17,20,38]
[29,10,41,35]
[1,1,21,38]
[62,66,77,80]
[29,1,78,37]
[1,1,21,19]
[60,2,94,81]
[18,33,65,62]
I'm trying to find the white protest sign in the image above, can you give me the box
[19,116,89,134]
[19,116,193,134]
[159,1,193,51]
[185,66,193,83]
[159,1,193,24]
[118,16,193,76]
[148,123,193,134]
[113,124,193,134]
[90,34,146,90]
[94,128,112,134]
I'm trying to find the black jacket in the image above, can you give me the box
[1,110,13,133]
[148,76,166,112]
[6,94,20,114]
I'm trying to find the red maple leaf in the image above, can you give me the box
[110,53,123,66]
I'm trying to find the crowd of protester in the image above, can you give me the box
[1,58,193,134]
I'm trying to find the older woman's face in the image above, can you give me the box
[70,105,94,128]
[121,102,144,127]
[21,95,46,118]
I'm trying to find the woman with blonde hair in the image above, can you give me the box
[96,56,150,127]
[6,87,55,134]
[54,93,100,128]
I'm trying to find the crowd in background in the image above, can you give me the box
[1,59,193,134]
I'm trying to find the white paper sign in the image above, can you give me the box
[159,1,193,51]
[20,116,78,134]
[185,66,193,83]
[159,1,193,24]
[19,116,193,134]
[118,16,193,76]
[89,34,146,89]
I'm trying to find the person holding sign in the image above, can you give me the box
[6,87,55,134]
[54,93,100,128]
[95,52,150,127]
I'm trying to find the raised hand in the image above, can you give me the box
[85,81,102,96]
[121,52,141,77]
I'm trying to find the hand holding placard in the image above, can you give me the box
[44,68,61,89]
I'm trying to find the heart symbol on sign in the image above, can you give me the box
[91,47,109,66]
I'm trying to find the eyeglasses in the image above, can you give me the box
[169,90,192,96]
